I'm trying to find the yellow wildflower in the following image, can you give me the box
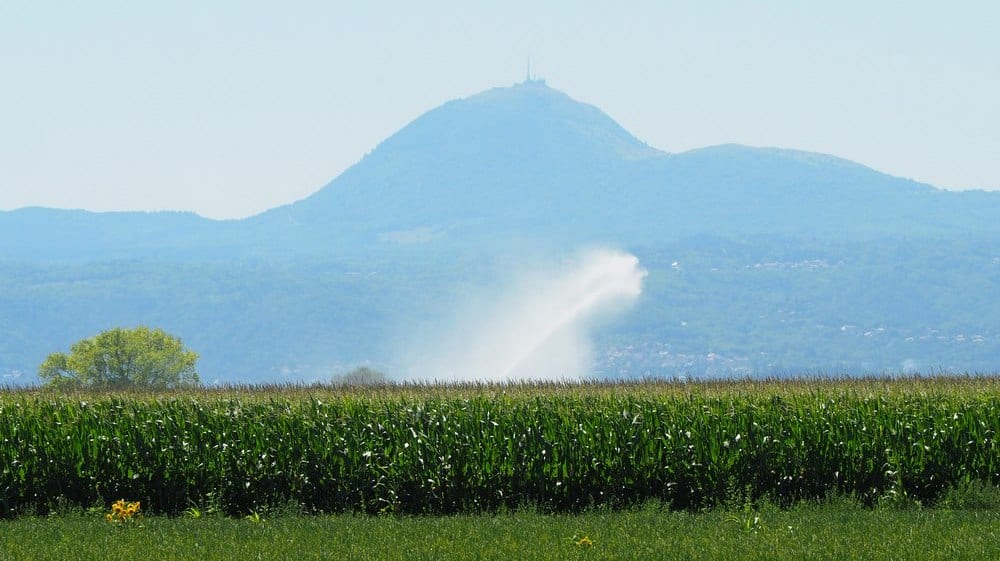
[106,499,141,524]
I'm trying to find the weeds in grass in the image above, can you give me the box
[5,504,1000,561]
[935,480,1000,510]
[725,499,764,535]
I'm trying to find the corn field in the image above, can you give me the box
[1,377,998,516]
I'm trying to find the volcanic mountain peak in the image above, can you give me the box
[366,79,664,164]
[6,80,999,260]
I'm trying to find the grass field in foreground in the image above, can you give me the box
[2,501,999,561]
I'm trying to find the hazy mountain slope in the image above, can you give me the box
[617,144,999,239]
[0,207,235,260]
[4,79,999,257]
[247,81,1000,252]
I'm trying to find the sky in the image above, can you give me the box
[2,1,998,220]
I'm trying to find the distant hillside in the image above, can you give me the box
[246,80,1000,253]
[0,208,234,260]
[1,80,997,383]
[4,79,999,258]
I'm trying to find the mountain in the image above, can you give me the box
[244,79,1000,253]
[1,80,998,383]
[5,79,999,258]
[244,79,662,253]
[0,207,235,260]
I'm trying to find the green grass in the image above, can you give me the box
[2,501,999,560]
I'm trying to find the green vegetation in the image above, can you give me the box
[2,501,999,560]
[2,236,998,384]
[331,366,389,386]
[37,326,199,390]
[2,377,998,517]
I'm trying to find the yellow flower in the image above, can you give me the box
[576,536,594,547]
[107,499,141,523]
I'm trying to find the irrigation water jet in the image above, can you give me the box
[404,249,647,382]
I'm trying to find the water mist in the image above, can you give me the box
[401,249,647,382]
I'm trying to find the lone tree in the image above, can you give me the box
[331,366,389,387]
[39,326,200,389]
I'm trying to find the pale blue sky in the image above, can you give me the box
[2,1,998,219]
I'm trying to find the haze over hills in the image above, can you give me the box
[242,79,1000,250]
[5,79,1000,258]
[1,80,998,383]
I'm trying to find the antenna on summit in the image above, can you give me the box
[523,57,544,85]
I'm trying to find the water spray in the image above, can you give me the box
[403,249,647,382]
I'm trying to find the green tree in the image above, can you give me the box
[38,326,200,389]
[331,366,389,386]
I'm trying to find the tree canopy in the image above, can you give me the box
[331,366,389,387]
[38,326,199,389]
